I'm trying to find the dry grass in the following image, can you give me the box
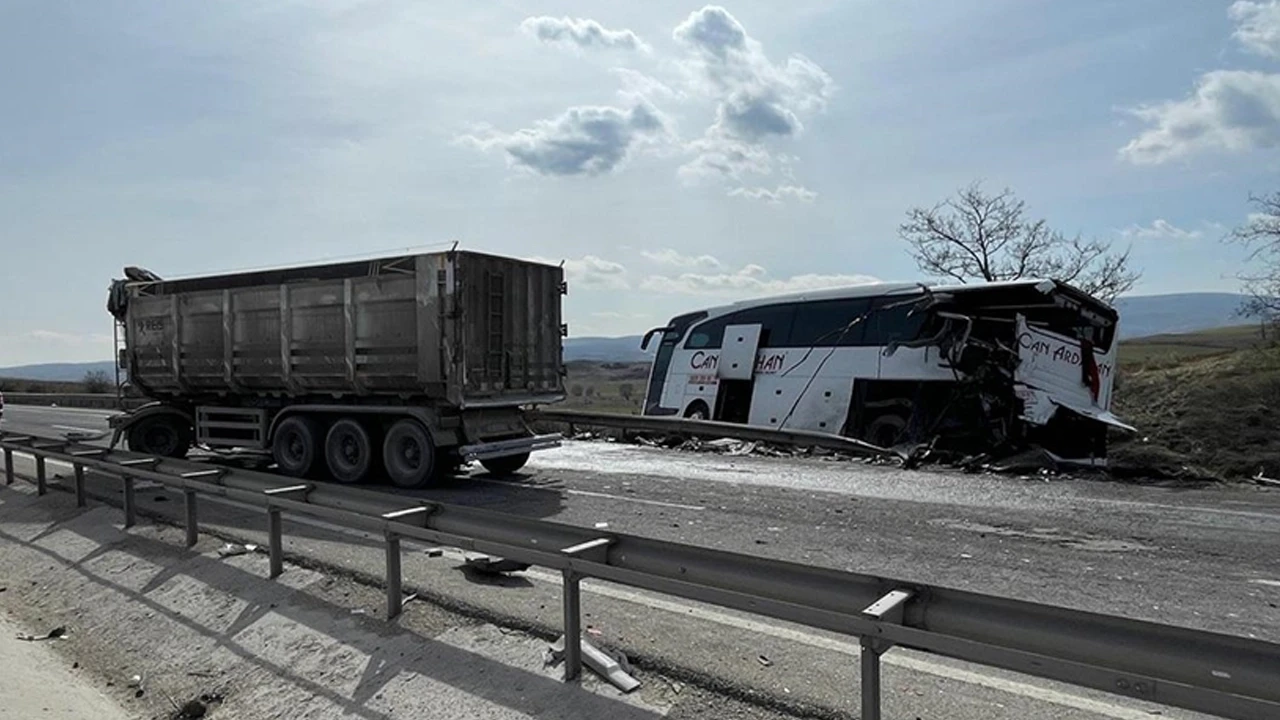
[1110,341,1280,480]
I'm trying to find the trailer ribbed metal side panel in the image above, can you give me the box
[122,252,565,405]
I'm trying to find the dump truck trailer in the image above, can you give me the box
[105,250,567,488]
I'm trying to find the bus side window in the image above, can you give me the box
[685,321,724,349]
[866,298,929,345]
[684,304,795,350]
[789,299,872,346]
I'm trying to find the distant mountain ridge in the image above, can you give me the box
[0,292,1257,380]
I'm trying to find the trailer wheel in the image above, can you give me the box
[480,452,530,477]
[382,419,436,489]
[325,418,373,484]
[126,415,192,459]
[273,415,320,478]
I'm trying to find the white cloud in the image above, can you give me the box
[565,255,630,289]
[1230,1,1280,58]
[458,102,671,176]
[1119,219,1205,241]
[611,68,684,104]
[678,135,773,181]
[1118,70,1280,164]
[641,248,722,269]
[728,184,817,204]
[641,264,879,297]
[522,254,630,289]
[520,16,649,52]
[672,6,835,183]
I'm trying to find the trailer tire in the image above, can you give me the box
[480,452,530,477]
[273,415,320,478]
[126,414,192,459]
[325,418,374,485]
[383,419,436,489]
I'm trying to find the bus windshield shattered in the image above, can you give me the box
[640,278,1132,466]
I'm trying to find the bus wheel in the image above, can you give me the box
[864,412,908,448]
[684,401,710,421]
[382,419,436,489]
[324,418,373,484]
[480,452,529,477]
[273,415,321,477]
[127,414,192,459]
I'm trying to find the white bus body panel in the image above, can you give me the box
[718,324,762,381]
[1013,316,1132,431]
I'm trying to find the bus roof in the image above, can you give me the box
[690,277,1107,318]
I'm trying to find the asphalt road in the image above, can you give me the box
[3,403,1278,719]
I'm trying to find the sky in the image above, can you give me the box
[2,0,1279,366]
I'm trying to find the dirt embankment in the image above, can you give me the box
[1110,347,1280,481]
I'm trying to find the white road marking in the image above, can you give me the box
[566,488,705,511]
[1250,579,1280,587]
[468,477,706,511]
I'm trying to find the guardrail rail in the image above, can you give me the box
[2,429,1278,720]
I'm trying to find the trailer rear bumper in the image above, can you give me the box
[459,433,563,462]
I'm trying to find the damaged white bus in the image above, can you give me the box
[639,279,1133,464]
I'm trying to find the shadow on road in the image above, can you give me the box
[0,483,664,719]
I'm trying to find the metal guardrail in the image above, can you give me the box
[530,408,893,456]
[1,393,144,410]
[1,430,1278,720]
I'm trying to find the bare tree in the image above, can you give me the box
[898,182,1140,302]
[1227,191,1280,324]
[83,370,112,394]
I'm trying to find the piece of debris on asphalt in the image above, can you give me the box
[423,547,444,558]
[216,542,259,558]
[594,522,609,529]
[757,654,773,667]
[170,693,222,720]
[463,553,531,574]
[128,673,146,697]
[1254,470,1280,487]
[16,625,67,642]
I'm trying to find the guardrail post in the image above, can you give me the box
[35,456,47,496]
[184,490,198,547]
[563,569,583,682]
[385,532,402,620]
[122,475,136,527]
[74,464,86,508]
[858,589,915,720]
[268,508,283,578]
[3,448,12,486]
[860,636,886,720]
[262,484,311,579]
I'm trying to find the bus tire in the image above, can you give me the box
[864,411,908,448]
[684,400,710,421]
